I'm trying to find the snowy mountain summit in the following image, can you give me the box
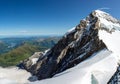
[19,10,120,84]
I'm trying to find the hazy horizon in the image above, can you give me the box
[0,34,62,39]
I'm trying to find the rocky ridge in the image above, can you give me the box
[19,10,120,80]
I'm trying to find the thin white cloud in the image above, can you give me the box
[98,7,111,10]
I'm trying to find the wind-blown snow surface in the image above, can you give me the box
[30,49,118,84]
[0,67,31,84]
[99,30,120,62]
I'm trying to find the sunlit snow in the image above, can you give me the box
[0,67,31,84]
[30,49,117,84]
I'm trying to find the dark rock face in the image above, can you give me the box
[19,11,107,80]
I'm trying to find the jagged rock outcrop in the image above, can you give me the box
[18,52,43,73]
[19,10,120,80]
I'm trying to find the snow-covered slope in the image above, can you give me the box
[99,30,120,62]
[30,49,117,84]
[0,67,31,84]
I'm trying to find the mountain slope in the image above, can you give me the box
[0,10,120,84]
[30,49,117,84]
[20,10,106,80]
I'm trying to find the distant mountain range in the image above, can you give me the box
[0,36,61,67]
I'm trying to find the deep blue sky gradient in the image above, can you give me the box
[0,0,120,36]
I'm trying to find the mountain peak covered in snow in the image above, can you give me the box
[66,10,120,37]
[92,10,120,31]
[17,10,120,84]
[94,10,110,17]
[93,10,119,22]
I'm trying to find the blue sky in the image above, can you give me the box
[0,0,120,36]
